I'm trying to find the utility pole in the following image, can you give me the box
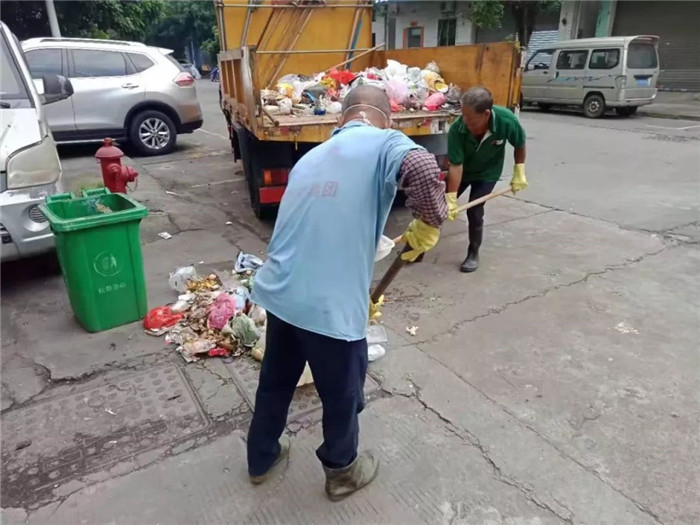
[45,0,61,38]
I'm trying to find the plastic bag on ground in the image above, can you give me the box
[368,344,386,362]
[169,266,198,293]
[222,315,260,347]
[249,304,267,327]
[208,293,237,330]
[424,92,447,111]
[234,251,264,274]
[367,324,388,345]
[144,306,183,331]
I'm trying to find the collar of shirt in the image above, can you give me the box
[331,120,370,137]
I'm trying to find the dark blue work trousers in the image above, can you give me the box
[247,312,368,476]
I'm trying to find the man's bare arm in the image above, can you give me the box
[447,164,463,193]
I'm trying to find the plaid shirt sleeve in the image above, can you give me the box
[398,149,448,228]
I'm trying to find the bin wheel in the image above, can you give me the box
[129,110,177,156]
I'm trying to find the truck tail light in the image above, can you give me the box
[173,72,195,87]
[263,169,289,186]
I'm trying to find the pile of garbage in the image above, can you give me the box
[144,252,267,363]
[261,59,462,117]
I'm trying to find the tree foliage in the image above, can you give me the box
[0,0,165,41]
[470,0,560,47]
[146,0,217,60]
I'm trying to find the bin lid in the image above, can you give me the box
[40,189,148,233]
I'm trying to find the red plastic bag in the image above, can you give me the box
[328,68,356,86]
[390,99,402,112]
[144,306,183,331]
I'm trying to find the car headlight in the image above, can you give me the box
[6,137,61,190]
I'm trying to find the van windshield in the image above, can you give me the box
[0,31,33,108]
[627,43,658,69]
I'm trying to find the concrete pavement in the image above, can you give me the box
[1,80,698,524]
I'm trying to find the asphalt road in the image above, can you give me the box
[1,80,698,524]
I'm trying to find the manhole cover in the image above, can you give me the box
[224,357,379,423]
[1,365,209,506]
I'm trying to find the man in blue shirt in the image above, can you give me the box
[247,85,448,501]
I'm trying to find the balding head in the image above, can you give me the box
[340,84,391,129]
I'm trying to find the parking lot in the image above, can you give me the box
[1,79,699,524]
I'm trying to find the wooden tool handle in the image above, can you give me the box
[392,187,512,244]
[370,245,410,302]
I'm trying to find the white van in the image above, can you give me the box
[0,21,74,262]
[522,35,660,118]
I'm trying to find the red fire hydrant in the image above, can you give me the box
[95,138,138,193]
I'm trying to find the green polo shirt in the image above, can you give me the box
[447,105,526,182]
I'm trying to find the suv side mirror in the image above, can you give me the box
[41,74,74,105]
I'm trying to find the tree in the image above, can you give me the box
[470,0,560,48]
[145,0,217,62]
[0,0,165,41]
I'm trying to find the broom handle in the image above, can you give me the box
[392,187,512,244]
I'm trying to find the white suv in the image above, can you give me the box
[21,37,203,156]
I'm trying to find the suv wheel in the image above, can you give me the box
[129,110,177,156]
[583,94,605,118]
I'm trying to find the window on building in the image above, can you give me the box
[72,49,126,78]
[589,48,620,69]
[25,48,63,78]
[438,19,456,47]
[526,49,554,71]
[556,50,589,70]
[404,27,423,48]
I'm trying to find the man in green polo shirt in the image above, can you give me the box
[446,86,528,273]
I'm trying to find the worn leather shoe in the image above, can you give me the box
[460,247,479,273]
[323,451,380,502]
[249,435,291,484]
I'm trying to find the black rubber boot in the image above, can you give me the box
[249,436,291,484]
[460,225,483,273]
[460,246,479,273]
[323,451,380,502]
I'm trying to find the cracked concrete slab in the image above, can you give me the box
[377,208,665,344]
[23,396,565,525]
[416,245,700,524]
[370,344,661,525]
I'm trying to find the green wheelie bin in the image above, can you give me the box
[40,188,148,332]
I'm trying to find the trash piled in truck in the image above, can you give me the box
[261,59,461,118]
[145,253,266,363]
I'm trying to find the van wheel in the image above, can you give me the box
[129,110,177,156]
[583,94,605,118]
[616,106,638,117]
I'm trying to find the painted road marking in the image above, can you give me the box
[196,128,229,140]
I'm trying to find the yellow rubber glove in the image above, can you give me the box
[446,192,459,221]
[369,295,384,321]
[401,219,440,262]
[511,164,528,193]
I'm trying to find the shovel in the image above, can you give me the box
[370,186,512,303]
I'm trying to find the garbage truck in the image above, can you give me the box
[215,0,523,218]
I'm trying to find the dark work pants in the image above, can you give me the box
[247,312,368,476]
[458,180,497,249]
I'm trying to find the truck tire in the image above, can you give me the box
[129,110,177,156]
[583,94,606,119]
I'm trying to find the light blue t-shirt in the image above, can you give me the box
[252,122,421,341]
